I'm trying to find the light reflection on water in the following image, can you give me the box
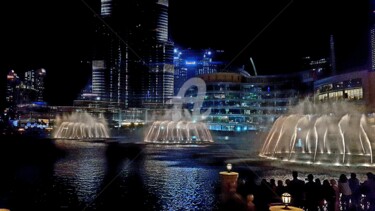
[53,140,107,204]
[4,135,372,210]
[142,159,218,210]
[52,140,222,210]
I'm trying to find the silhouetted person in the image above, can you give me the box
[349,173,360,211]
[330,179,340,211]
[269,178,279,203]
[284,179,290,193]
[361,172,375,211]
[275,180,285,201]
[315,178,324,211]
[304,174,319,211]
[289,171,305,208]
[255,179,272,211]
[338,174,352,211]
[322,179,335,211]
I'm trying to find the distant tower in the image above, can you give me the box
[329,35,337,75]
[370,0,375,71]
[173,48,225,95]
[86,0,174,108]
[24,68,46,102]
[35,68,46,102]
[145,0,175,106]
[6,70,20,106]
[371,28,375,71]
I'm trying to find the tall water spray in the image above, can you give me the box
[53,112,110,139]
[144,78,213,144]
[259,101,375,166]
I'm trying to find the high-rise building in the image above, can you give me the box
[173,48,225,95]
[4,69,46,119]
[24,68,46,102]
[143,0,174,106]
[6,70,20,107]
[370,0,375,71]
[83,0,174,108]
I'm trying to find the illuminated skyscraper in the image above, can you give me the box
[4,68,46,118]
[24,68,46,102]
[144,0,174,106]
[85,0,174,108]
[370,0,375,71]
[6,70,20,107]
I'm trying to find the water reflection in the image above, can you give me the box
[0,134,370,210]
[53,140,107,205]
[142,148,219,210]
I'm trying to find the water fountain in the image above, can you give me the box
[53,112,110,140]
[144,120,213,144]
[144,77,213,144]
[259,101,375,167]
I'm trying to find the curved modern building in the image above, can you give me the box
[314,69,375,111]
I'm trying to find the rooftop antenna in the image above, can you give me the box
[250,57,257,76]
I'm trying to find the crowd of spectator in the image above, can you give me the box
[219,171,375,211]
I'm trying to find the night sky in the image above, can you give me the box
[0,0,370,106]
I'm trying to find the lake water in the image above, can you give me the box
[0,132,371,210]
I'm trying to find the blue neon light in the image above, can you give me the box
[185,61,196,65]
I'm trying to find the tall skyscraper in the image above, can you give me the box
[5,68,46,118]
[24,68,46,102]
[85,0,174,108]
[370,0,375,71]
[143,0,174,106]
[6,70,20,107]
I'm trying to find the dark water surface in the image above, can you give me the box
[0,133,371,210]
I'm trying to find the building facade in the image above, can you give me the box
[314,69,375,112]
[198,72,301,132]
[173,48,224,95]
[85,0,174,109]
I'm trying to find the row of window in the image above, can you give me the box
[317,88,363,101]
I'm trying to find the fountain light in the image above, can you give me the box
[226,163,232,173]
[281,193,291,210]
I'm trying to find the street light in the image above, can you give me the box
[226,163,232,173]
[281,192,291,210]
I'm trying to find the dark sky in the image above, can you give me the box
[0,0,370,106]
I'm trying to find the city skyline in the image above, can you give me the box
[0,0,370,106]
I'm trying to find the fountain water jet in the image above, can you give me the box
[144,77,213,144]
[259,101,375,167]
[53,112,110,140]
[144,121,213,144]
